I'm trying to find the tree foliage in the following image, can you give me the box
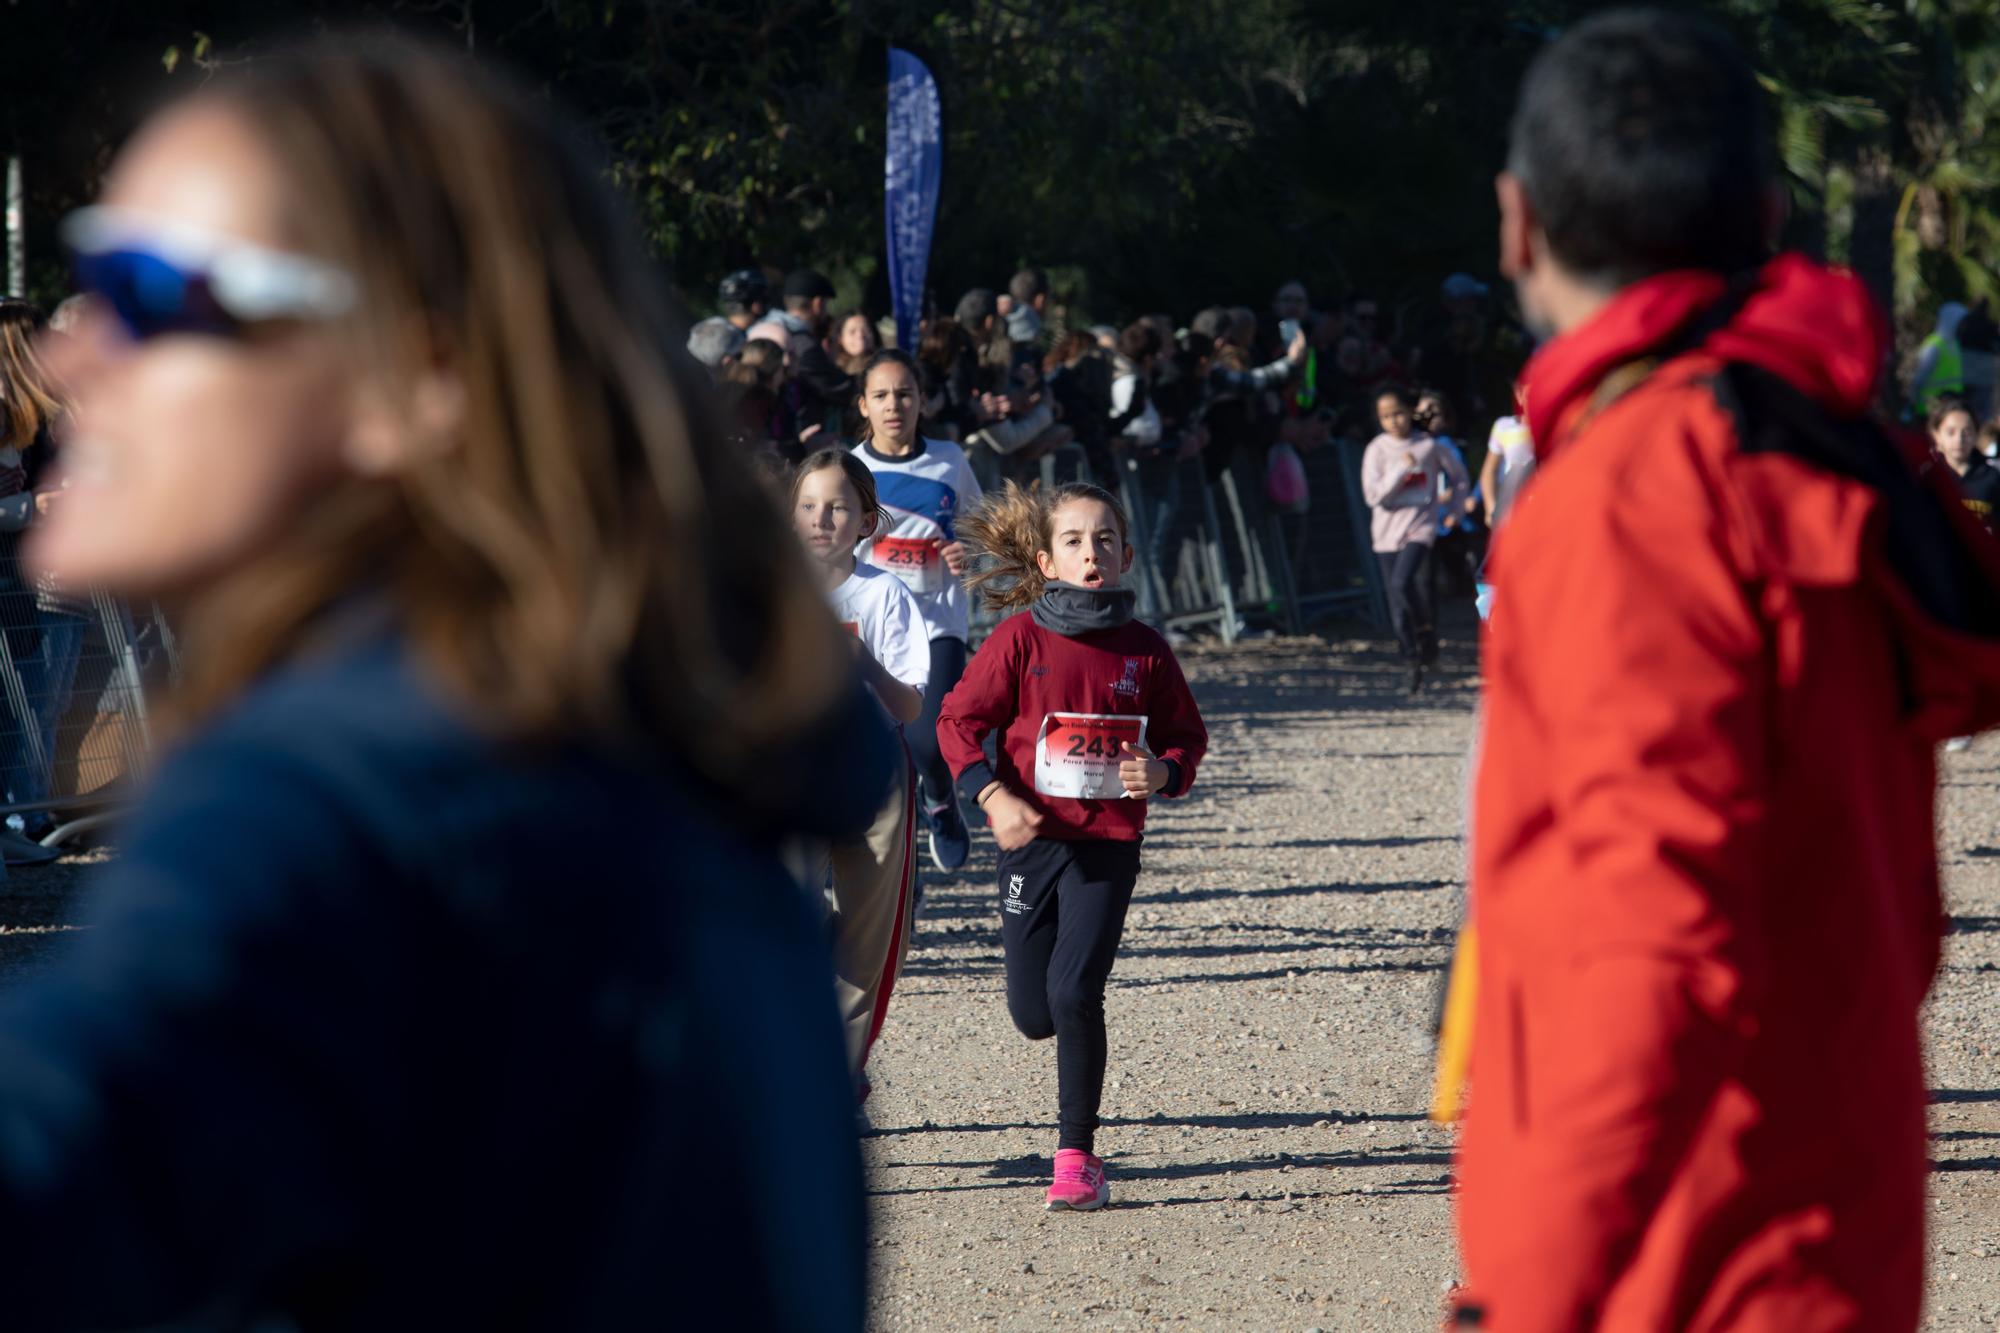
[6,0,2000,345]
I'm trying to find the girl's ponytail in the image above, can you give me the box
[959,481,1054,611]
[959,480,1129,612]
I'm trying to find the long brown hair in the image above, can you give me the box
[958,480,1129,611]
[174,36,847,788]
[0,302,60,450]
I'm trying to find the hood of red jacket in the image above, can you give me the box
[1523,254,1888,460]
[1521,252,2000,740]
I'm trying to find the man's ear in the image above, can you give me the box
[1496,171,1539,284]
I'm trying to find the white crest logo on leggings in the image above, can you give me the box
[1005,873,1027,915]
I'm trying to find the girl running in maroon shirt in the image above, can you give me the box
[938,481,1207,1211]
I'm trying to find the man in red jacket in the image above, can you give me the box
[1456,10,2000,1330]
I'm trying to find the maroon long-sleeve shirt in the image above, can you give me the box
[938,612,1207,842]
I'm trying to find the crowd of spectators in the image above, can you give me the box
[685,265,1533,520]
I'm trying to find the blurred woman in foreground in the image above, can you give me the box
[15,34,890,1332]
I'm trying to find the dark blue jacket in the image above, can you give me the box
[0,627,893,1331]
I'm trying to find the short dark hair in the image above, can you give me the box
[783,268,835,303]
[1008,267,1048,305]
[1508,8,1771,286]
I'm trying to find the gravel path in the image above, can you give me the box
[0,630,1989,1328]
[862,628,2000,1332]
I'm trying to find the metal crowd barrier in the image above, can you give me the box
[0,577,178,852]
[961,432,1387,646]
[1291,438,1390,626]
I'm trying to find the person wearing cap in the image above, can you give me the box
[687,316,747,376]
[718,268,769,331]
[776,268,836,336]
[774,269,856,440]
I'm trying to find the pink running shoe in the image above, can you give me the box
[1045,1149,1109,1211]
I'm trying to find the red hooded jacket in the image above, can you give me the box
[1458,255,2000,1330]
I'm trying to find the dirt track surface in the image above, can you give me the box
[861,631,2000,1332]
[0,632,1989,1327]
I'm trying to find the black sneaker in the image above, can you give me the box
[1409,663,1425,696]
[927,799,970,873]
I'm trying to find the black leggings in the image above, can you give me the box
[1377,544,1437,665]
[997,837,1142,1153]
[911,636,967,810]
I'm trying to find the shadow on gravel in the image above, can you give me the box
[1949,915,2000,934]
[1115,934,1448,963]
[898,952,1446,984]
[1931,1158,2000,1173]
[866,1145,1456,1200]
[1137,879,1454,905]
[864,1108,1430,1140]
[1185,779,1288,798]
[896,955,1000,979]
[1933,1087,2000,1103]
[1114,959,1442,987]
[904,897,993,925]
[1118,1144,1452,1180]
[1264,835,1455,850]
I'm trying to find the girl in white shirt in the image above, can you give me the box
[792,449,929,1086]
